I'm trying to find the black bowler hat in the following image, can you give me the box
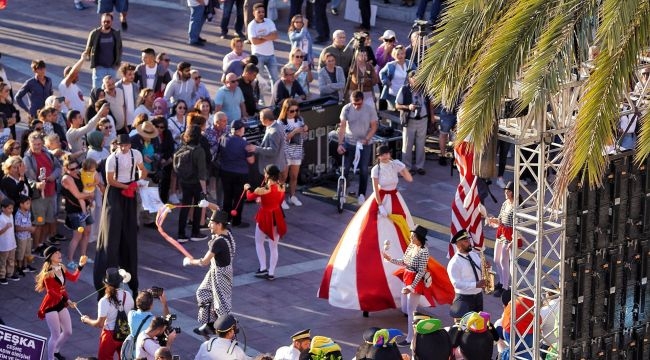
[450,229,470,244]
[43,246,60,260]
[505,181,514,192]
[291,329,311,341]
[215,314,238,333]
[210,210,229,224]
[411,225,428,243]
[103,267,122,287]
[116,134,130,145]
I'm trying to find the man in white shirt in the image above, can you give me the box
[116,63,140,131]
[195,314,250,360]
[247,4,279,86]
[58,54,87,114]
[102,75,127,133]
[135,316,177,360]
[223,37,249,73]
[447,229,485,321]
[274,329,311,360]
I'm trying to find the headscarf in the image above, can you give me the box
[86,131,105,151]
[153,97,168,116]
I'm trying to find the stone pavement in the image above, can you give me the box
[0,1,515,359]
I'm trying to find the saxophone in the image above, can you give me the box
[480,250,496,294]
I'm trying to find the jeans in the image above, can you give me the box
[92,67,115,90]
[255,53,279,84]
[188,4,206,43]
[416,0,443,24]
[343,142,372,196]
[221,0,244,35]
[330,0,341,10]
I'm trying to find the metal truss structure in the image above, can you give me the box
[497,63,650,359]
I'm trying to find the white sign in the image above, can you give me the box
[139,187,164,213]
[344,0,378,27]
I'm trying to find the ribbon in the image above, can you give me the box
[155,204,201,258]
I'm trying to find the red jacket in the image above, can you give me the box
[246,184,286,240]
[38,269,81,319]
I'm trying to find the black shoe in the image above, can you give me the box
[47,238,61,246]
[220,33,228,39]
[409,169,416,175]
[254,269,268,278]
[121,21,127,31]
[362,311,369,317]
[438,157,448,166]
[177,235,189,244]
[236,33,246,39]
[264,274,275,281]
[188,41,205,47]
[417,168,426,175]
[74,2,87,10]
[54,233,67,241]
[191,234,209,242]
[17,269,25,277]
[53,352,66,360]
[193,324,214,340]
[143,222,157,229]
[199,36,207,42]
[25,265,37,273]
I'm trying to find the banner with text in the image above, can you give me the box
[0,325,46,360]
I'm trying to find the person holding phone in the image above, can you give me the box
[286,48,313,98]
[277,99,308,208]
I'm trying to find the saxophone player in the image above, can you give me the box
[446,229,485,322]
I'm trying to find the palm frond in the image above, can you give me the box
[456,0,553,152]
[556,0,650,193]
[635,103,650,162]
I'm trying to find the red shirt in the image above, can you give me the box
[502,296,537,335]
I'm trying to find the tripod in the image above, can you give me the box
[407,20,431,68]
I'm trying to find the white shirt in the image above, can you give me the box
[370,160,405,191]
[144,65,157,90]
[98,289,134,330]
[105,149,144,183]
[540,298,559,346]
[167,116,185,146]
[447,251,483,295]
[194,337,251,360]
[58,79,86,113]
[274,345,300,360]
[389,63,407,97]
[135,332,160,360]
[223,51,249,73]
[0,213,15,252]
[247,19,277,56]
[122,83,135,126]
[105,87,126,130]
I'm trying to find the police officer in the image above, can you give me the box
[194,314,250,360]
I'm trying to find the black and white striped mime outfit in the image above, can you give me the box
[196,231,236,324]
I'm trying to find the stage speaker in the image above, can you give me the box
[605,247,625,331]
[300,98,343,178]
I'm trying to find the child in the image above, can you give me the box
[14,195,36,276]
[80,158,99,195]
[0,198,16,284]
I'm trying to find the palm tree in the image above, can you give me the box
[416,0,650,192]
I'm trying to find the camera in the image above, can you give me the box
[412,19,431,32]
[148,286,164,298]
[157,313,181,346]
[353,32,367,50]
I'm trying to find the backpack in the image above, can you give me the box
[113,291,130,341]
[173,144,197,182]
[120,314,151,360]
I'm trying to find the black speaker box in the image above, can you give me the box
[300,100,344,178]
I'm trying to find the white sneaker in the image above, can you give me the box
[496,178,506,189]
[168,193,180,204]
[289,196,303,206]
[358,194,366,205]
[281,200,290,210]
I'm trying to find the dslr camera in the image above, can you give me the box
[157,313,181,346]
[147,286,164,298]
[353,32,367,50]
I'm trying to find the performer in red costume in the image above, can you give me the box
[319,145,454,316]
[36,246,85,360]
[245,164,286,281]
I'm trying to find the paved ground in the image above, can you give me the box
[0,1,514,359]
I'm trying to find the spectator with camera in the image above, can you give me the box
[128,288,170,335]
[135,315,178,360]
[194,314,250,360]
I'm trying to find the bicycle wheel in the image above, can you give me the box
[336,179,345,213]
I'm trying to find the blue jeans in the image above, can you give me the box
[330,0,341,9]
[416,0,443,23]
[92,67,115,90]
[343,142,372,197]
[255,53,279,84]
[188,4,205,43]
[221,0,244,35]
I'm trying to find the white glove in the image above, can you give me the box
[137,179,148,187]
[198,199,209,208]
[243,183,251,191]
[401,285,414,294]
[378,205,388,217]
[182,257,192,267]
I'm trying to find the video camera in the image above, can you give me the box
[412,19,431,33]
[157,313,181,346]
[352,32,367,50]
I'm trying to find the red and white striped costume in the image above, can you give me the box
[449,141,485,257]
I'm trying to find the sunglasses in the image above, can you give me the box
[385,38,395,42]
[67,166,79,171]
[155,125,166,129]
[293,55,304,59]
[288,109,299,114]
[34,127,43,131]
[194,76,202,80]
[103,125,113,129]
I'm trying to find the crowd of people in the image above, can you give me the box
[0,0,576,359]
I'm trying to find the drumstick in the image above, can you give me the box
[230,188,248,217]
